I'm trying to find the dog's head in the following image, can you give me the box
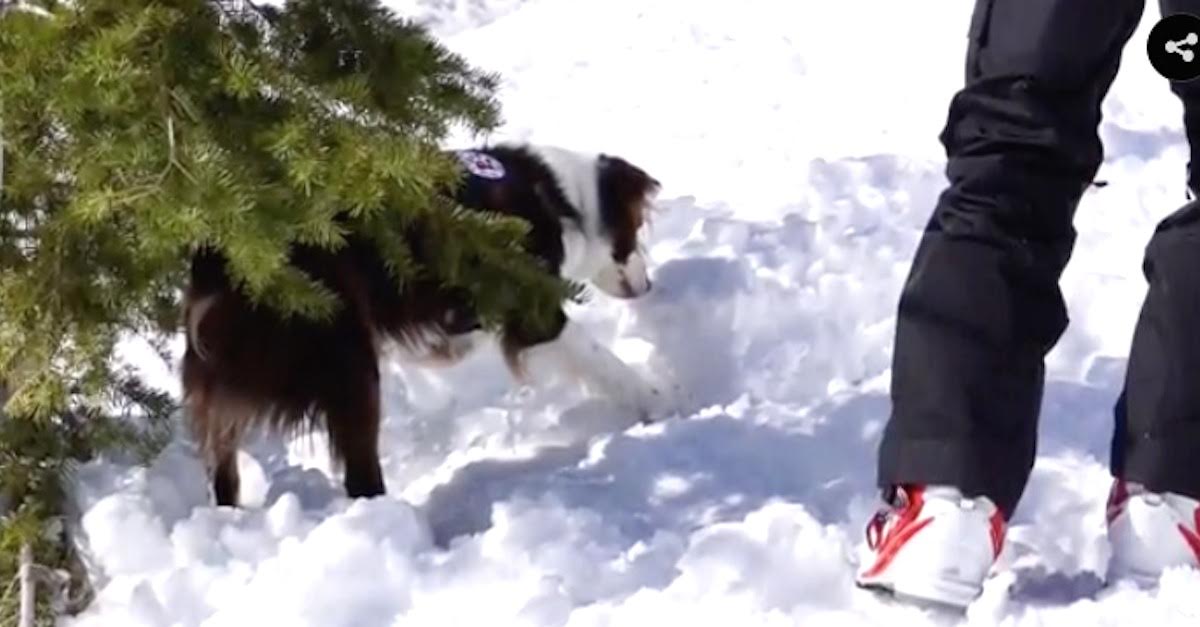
[589,154,660,299]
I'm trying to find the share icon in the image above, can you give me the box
[1167,32,1198,62]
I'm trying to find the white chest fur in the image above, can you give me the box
[526,145,612,283]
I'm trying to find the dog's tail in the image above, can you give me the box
[185,294,218,363]
[185,248,230,363]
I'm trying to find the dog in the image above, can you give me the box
[181,143,667,507]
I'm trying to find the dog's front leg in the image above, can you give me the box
[519,321,671,423]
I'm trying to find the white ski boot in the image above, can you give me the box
[1107,479,1200,587]
[856,485,1006,609]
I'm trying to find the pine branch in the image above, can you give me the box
[0,3,535,619]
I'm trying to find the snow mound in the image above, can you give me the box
[69,1,1200,625]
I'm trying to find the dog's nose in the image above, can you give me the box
[624,279,651,298]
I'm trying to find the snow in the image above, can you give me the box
[68,0,1200,625]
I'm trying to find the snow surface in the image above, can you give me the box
[65,1,1200,625]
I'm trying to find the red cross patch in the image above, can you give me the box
[456,150,506,180]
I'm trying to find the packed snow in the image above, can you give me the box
[63,1,1200,625]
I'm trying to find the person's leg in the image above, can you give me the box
[877,0,1146,520]
[1104,2,1200,587]
[1112,0,1200,508]
[1162,0,1200,199]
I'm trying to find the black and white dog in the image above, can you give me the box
[182,142,668,506]
[405,145,665,406]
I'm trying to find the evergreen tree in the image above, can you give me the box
[0,0,574,619]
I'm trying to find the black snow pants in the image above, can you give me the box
[877,0,1200,518]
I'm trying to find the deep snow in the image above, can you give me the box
[63,1,1200,625]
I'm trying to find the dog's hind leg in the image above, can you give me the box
[183,382,248,507]
[324,374,385,499]
[321,334,386,500]
[212,440,241,507]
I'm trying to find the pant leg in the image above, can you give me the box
[1161,0,1200,197]
[878,0,1146,518]
[1111,0,1200,502]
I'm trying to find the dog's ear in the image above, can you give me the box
[599,154,660,205]
[598,154,659,261]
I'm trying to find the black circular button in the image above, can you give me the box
[1149,13,1200,81]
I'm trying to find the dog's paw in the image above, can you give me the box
[632,381,682,424]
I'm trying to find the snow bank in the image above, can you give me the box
[70,1,1200,625]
